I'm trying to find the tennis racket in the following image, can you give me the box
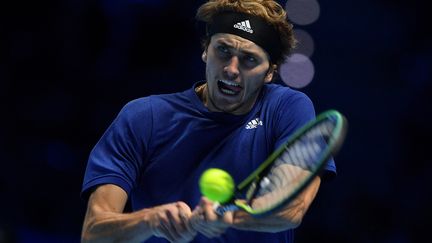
[215,109,348,217]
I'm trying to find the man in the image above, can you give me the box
[81,0,336,242]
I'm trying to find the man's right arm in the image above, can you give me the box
[81,184,196,243]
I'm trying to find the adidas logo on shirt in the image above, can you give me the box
[245,118,263,129]
[233,20,253,33]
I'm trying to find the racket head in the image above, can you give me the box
[224,110,348,216]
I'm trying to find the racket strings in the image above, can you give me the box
[251,119,337,211]
[251,165,312,210]
[276,120,334,170]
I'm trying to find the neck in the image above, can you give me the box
[195,83,208,106]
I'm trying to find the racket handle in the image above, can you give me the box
[215,204,239,216]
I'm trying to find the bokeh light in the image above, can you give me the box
[293,28,315,57]
[279,53,315,89]
[285,0,321,26]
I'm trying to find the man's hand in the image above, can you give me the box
[232,175,322,232]
[189,175,321,238]
[146,202,197,242]
[82,184,197,243]
[190,197,233,238]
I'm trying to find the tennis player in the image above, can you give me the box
[81,0,336,242]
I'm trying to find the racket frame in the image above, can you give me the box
[217,109,347,216]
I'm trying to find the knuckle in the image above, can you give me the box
[176,201,189,211]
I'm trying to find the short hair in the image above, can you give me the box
[196,0,296,66]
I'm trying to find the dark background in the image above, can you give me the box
[1,0,431,242]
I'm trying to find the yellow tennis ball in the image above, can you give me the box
[199,168,235,203]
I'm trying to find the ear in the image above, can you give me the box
[264,64,277,83]
[201,51,207,63]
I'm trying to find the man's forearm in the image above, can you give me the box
[231,176,321,233]
[231,199,304,233]
[82,209,153,243]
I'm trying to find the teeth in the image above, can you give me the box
[221,88,236,95]
[220,80,240,87]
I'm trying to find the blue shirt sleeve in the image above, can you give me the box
[81,98,153,199]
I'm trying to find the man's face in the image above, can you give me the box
[203,33,274,115]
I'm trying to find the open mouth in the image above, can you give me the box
[217,80,242,96]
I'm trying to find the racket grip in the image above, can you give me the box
[215,204,239,216]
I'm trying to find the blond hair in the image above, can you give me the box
[196,0,296,66]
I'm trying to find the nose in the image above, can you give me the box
[223,56,240,80]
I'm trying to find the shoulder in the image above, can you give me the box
[116,97,153,123]
[117,90,194,128]
[120,92,187,115]
[263,83,313,110]
[264,84,311,101]
[121,97,152,112]
[264,84,316,148]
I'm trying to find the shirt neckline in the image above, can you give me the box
[187,81,266,123]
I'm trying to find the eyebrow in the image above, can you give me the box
[216,39,262,57]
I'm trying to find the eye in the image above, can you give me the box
[241,54,259,68]
[217,45,229,54]
[244,55,257,63]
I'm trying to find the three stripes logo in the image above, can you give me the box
[245,118,263,129]
[233,20,253,33]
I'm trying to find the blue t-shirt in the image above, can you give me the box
[82,82,336,242]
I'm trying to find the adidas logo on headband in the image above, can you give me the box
[233,20,253,33]
[208,11,282,62]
